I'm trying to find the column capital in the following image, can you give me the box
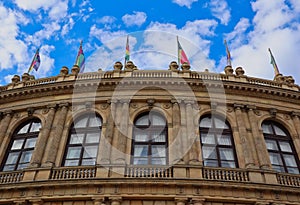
[191,198,205,205]
[245,104,256,110]
[120,99,131,104]
[174,197,188,203]
[3,109,13,116]
[290,111,300,118]
[59,102,69,108]
[47,104,57,109]
[255,202,270,205]
[233,103,244,110]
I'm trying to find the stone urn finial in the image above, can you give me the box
[11,75,20,84]
[235,67,245,76]
[125,61,137,70]
[224,65,234,75]
[71,65,80,75]
[21,73,30,82]
[181,62,191,71]
[60,66,69,76]
[114,61,123,71]
[169,61,179,71]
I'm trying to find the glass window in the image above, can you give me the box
[131,112,168,165]
[262,121,300,174]
[1,119,41,171]
[63,113,102,166]
[199,115,237,168]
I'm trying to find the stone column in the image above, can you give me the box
[185,100,199,163]
[93,197,106,205]
[110,197,122,205]
[290,112,300,160]
[0,110,13,161]
[30,105,56,167]
[111,100,129,164]
[43,103,69,167]
[247,105,271,169]
[170,100,182,163]
[30,200,43,205]
[179,100,188,163]
[175,197,187,205]
[191,198,205,205]
[234,104,255,168]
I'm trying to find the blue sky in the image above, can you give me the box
[0,0,300,85]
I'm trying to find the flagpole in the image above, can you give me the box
[224,40,232,67]
[27,48,39,73]
[124,35,129,66]
[268,48,280,76]
[177,36,180,66]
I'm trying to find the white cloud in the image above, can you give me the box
[14,0,60,11]
[25,22,61,45]
[122,11,147,27]
[172,0,198,9]
[48,1,68,20]
[209,0,231,25]
[224,0,300,83]
[61,17,75,36]
[98,16,116,24]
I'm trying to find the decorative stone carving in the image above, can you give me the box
[169,61,179,71]
[224,65,233,75]
[71,65,80,75]
[125,61,137,70]
[11,75,20,84]
[227,106,234,113]
[100,103,109,110]
[130,103,138,109]
[163,103,171,109]
[60,66,69,76]
[85,102,92,109]
[21,73,30,82]
[147,98,155,107]
[235,67,245,76]
[113,61,123,71]
[269,108,277,118]
[181,62,190,71]
[27,107,35,116]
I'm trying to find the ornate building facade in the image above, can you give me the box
[0,61,299,205]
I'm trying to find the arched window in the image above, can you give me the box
[63,113,102,166]
[131,112,168,165]
[262,121,300,174]
[1,119,41,171]
[199,115,237,168]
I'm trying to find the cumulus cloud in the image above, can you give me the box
[98,16,116,24]
[224,0,300,82]
[208,0,231,25]
[122,11,147,27]
[172,0,198,9]
[14,0,61,11]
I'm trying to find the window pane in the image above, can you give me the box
[5,152,19,164]
[269,152,283,165]
[134,131,148,142]
[65,159,79,166]
[24,138,37,148]
[66,147,81,159]
[200,117,212,128]
[202,146,217,159]
[30,122,41,132]
[86,133,100,143]
[219,148,234,160]
[214,118,228,129]
[283,154,297,166]
[274,126,286,136]
[201,133,215,144]
[17,124,30,134]
[136,115,149,126]
[152,158,166,165]
[74,117,88,128]
[20,151,33,163]
[17,163,29,170]
[83,146,98,158]
[217,134,232,145]
[262,124,273,134]
[221,161,236,168]
[88,116,102,127]
[152,145,166,157]
[152,131,166,142]
[134,145,148,157]
[82,159,96,166]
[279,142,292,152]
[70,134,84,144]
[11,139,24,150]
[204,159,218,167]
[3,165,15,171]
[287,167,299,174]
[265,139,278,150]
[152,114,166,126]
[272,165,285,172]
[133,158,148,165]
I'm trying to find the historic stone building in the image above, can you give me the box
[0,61,299,205]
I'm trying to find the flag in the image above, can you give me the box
[224,40,232,66]
[28,48,41,73]
[268,48,280,76]
[75,40,85,73]
[177,37,190,65]
[125,35,130,64]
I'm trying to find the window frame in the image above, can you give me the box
[199,115,238,168]
[262,121,300,174]
[131,112,168,165]
[1,119,41,171]
[62,113,102,167]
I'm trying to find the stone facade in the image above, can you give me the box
[0,62,299,205]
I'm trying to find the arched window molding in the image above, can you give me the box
[62,113,102,166]
[262,120,300,174]
[1,118,41,171]
[131,112,168,165]
[199,115,238,168]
